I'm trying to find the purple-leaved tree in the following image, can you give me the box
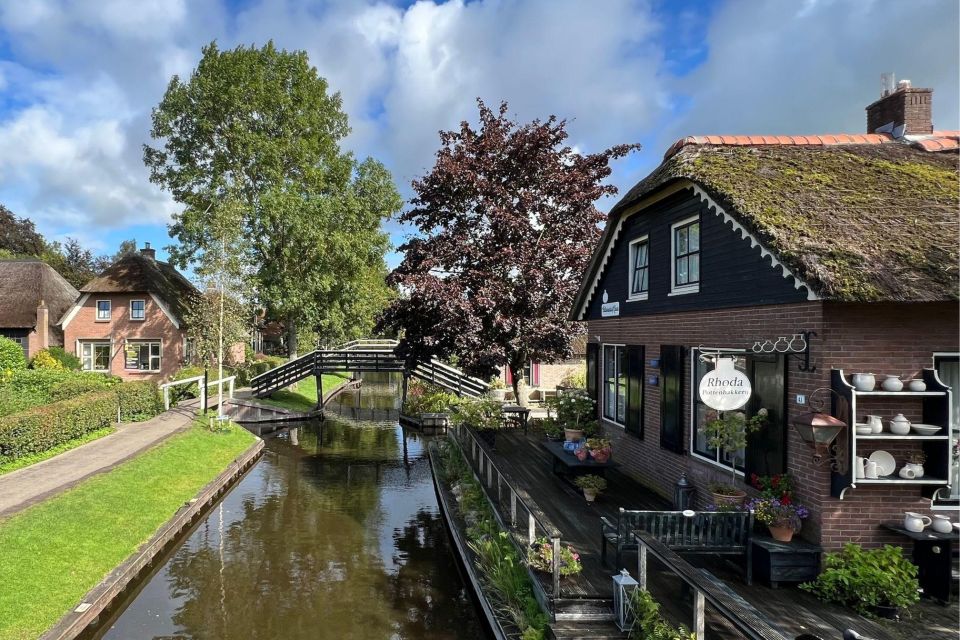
[378,100,638,400]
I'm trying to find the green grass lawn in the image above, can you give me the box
[258,373,350,412]
[0,427,115,476]
[0,421,257,640]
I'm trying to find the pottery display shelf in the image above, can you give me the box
[830,368,954,500]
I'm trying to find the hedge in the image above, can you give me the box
[0,336,26,373]
[0,381,163,464]
[0,370,117,417]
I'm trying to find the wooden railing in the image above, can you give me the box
[159,375,236,411]
[633,531,788,640]
[450,423,565,611]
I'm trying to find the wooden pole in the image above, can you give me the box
[316,374,324,409]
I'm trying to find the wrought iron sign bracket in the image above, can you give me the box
[750,330,815,372]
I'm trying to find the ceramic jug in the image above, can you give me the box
[866,415,883,433]
[904,512,931,532]
[855,456,866,479]
[865,461,879,479]
[931,515,953,534]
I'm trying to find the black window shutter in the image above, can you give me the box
[744,355,787,477]
[625,345,644,438]
[586,342,599,408]
[660,345,685,453]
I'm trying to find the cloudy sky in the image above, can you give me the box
[0,0,957,267]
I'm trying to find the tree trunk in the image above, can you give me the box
[287,314,298,359]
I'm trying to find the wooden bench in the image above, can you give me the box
[601,508,754,584]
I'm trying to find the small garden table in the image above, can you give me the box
[882,523,958,604]
[542,441,615,480]
[750,534,822,588]
[501,404,530,432]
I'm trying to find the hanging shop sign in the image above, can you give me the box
[698,356,751,410]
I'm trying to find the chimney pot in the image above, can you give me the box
[36,300,49,351]
[140,243,156,260]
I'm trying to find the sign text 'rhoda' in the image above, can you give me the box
[698,357,751,411]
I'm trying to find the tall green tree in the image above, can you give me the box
[144,41,398,356]
[0,205,46,256]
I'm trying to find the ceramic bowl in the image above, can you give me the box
[855,425,873,435]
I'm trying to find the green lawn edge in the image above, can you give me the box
[0,427,115,476]
[257,373,350,412]
[0,420,258,640]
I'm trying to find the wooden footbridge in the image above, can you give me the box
[250,339,489,404]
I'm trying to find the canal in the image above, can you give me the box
[90,376,488,639]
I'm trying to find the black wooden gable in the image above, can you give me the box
[583,186,812,320]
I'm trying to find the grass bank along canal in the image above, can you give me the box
[86,376,488,640]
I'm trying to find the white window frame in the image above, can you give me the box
[95,300,111,321]
[669,215,700,296]
[602,343,627,427]
[125,340,162,372]
[932,352,959,510]
[81,341,112,372]
[627,235,649,301]
[129,299,146,321]
[689,347,748,475]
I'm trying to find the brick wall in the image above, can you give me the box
[588,300,958,549]
[63,293,186,380]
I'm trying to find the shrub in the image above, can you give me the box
[169,366,205,403]
[30,349,65,370]
[45,346,82,370]
[0,336,27,373]
[451,396,503,431]
[0,390,117,463]
[48,374,117,402]
[629,589,696,640]
[116,381,163,422]
[800,543,920,614]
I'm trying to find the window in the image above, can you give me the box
[130,299,145,320]
[628,236,649,300]
[690,349,786,476]
[125,341,161,371]
[603,344,626,424]
[671,216,700,294]
[96,300,111,321]
[81,342,111,371]
[0,331,27,360]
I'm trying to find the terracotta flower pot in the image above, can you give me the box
[575,448,588,461]
[564,428,584,443]
[768,525,795,542]
[590,449,611,464]
[583,488,597,503]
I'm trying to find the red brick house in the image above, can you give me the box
[60,244,198,380]
[0,259,79,359]
[569,83,959,549]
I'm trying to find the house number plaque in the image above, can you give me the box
[698,356,751,411]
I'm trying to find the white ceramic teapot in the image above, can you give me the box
[889,414,911,435]
[931,515,953,534]
[904,512,931,532]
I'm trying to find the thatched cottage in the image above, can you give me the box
[0,259,79,360]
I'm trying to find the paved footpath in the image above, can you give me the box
[0,405,197,518]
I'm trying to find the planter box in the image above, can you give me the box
[751,535,822,588]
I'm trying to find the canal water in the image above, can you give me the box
[91,376,487,640]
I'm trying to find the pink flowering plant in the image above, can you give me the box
[528,537,582,576]
[749,497,810,532]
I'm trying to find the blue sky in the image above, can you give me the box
[0,0,956,271]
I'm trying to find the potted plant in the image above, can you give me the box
[905,451,926,478]
[574,474,607,503]
[749,497,809,542]
[801,543,920,619]
[528,537,582,576]
[700,408,767,506]
[452,397,504,448]
[586,437,612,463]
[540,417,564,441]
[487,377,507,402]
[545,390,597,442]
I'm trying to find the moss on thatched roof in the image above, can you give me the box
[611,144,959,302]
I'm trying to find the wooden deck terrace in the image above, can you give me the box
[480,428,958,640]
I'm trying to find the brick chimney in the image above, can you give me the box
[865,78,933,137]
[36,300,49,350]
[140,242,156,260]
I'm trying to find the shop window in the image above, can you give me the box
[125,341,161,371]
[81,342,111,371]
[691,349,786,476]
[603,344,626,425]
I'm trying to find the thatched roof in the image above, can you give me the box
[0,259,79,328]
[80,253,198,320]
[604,142,959,303]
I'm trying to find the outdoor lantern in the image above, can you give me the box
[673,473,695,510]
[612,569,639,632]
[791,410,847,464]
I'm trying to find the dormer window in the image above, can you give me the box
[628,236,649,300]
[670,216,700,295]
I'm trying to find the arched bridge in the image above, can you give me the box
[250,339,489,400]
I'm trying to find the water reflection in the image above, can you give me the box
[93,379,486,640]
